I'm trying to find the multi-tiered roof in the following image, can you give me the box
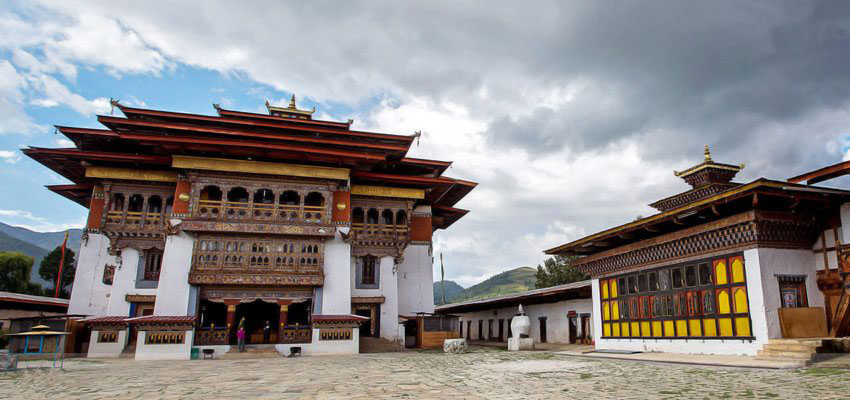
[25,97,476,230]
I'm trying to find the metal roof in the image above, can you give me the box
[0,291,70,307]
[434,280,591,314]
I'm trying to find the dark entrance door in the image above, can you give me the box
[498,319,504,341]
[466,320,471,340]
[478,320,483,340]
[539,317,547,343]
[580,314,590,344]
[568,316,578,344]
[234,300,280,345]
[354,308,373,337]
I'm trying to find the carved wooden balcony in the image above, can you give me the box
[279,326,312,344]
[188,236,325,286]
[194,327,229,346]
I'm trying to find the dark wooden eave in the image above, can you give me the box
[545,179,850,256]
[47,184,93,207]
[117,105,414,145]
[788,160,850,185]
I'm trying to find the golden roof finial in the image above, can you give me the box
[289,94,297,109]
[704,144,712,162]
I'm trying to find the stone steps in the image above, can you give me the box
[754,339,825,366]
[220,345,280,359]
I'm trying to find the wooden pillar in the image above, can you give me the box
[223,299,240,342]
[331,190,350,224]
[172,178,192,217]
[87,185,106,230]
[277,299,292,343]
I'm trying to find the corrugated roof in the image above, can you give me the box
[0,291,69,307]
[434,280,591,313]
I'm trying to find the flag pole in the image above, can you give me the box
[55,231,69,298]
[440,253,446,305]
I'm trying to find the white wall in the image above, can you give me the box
[134,330,193,361]
[756,248,825,339]
[105,249,158,316]
[86,329,127,358]
[591,248,821,356]
[153,229,195,316]
[310,327,360,354]
[351,255,399,341]
[397,244,434,316]
[69,233,116,316]
[455,298,593,344]
[322,228,352,315]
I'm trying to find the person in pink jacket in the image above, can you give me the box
[236,318,246,352]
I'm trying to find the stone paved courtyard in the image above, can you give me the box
[3,348,850,399]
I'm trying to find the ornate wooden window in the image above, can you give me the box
[777,275,808,308]
[356,255,378,288]
[600,253,752,340]
[143,249,163,281]
[192,236,323,273]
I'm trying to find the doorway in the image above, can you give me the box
[498,319,504,341]
[568,315,577,344]
[538,317,548,343]
[353,304,380,338]
[234,300,280,345]
[127,302,154,347]
[580,314,591,344]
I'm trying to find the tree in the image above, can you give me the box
[0,252,44,295]
[535,255,587,288]
[39,246,76,298]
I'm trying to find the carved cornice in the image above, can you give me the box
[577,211,820,277]
[126,294,156,303]
[180,220,336,237]
[86,166,178,182]
[188,272,324,286]
[173,155,349,180]
[351,185,425,199]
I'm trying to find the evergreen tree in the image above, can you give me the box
[535,255,587,288]
[39,246,76,298]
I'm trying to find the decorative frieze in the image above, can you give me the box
[577,211,820,277]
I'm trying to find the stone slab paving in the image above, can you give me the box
[2,349,850,399]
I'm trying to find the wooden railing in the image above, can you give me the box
[195,199,327,224]
[194,327,228,346]
[351,223,409,238]
[104,210,170,228]
[279,326,312,344]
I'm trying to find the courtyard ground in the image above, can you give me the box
[3,347,850,399]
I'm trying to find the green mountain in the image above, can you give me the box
[435,267,537,305]
[433,280,465,305]
[0,222,83,286]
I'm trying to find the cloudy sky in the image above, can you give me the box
[2,1,850,287]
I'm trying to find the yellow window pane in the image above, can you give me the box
[689,319,702,337]
[602,302,610,321]
[718,318,733,337]
[603,323,611,337]
[717,290,731,314]
[611,279,618,298]
[652,321,662,337]
[621,322,630,337]
[735,317,751,337]
[601,281,609,299]
[630,322,640,337]
[612,301,620,320]
[731,258,745,283]
[676,320,688,337]
[733,287,749,313]
[703,319,717,337]
[641,321,651,337]
[715,261,728,285]
[663,320,675,337]
[612,323,621,337]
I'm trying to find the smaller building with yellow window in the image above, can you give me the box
[545,147,850,356]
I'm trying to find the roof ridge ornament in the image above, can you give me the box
[673,145,744,188]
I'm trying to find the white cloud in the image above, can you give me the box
[0,150,21,163]
[54,138,73,147]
